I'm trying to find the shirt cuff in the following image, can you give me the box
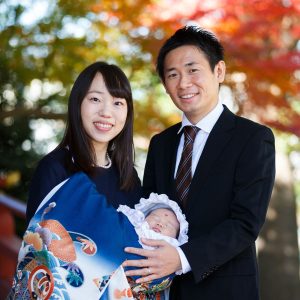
[175,247,191,275]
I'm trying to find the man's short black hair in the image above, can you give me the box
[156,26,224,82]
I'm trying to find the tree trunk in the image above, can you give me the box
[258,152,300,300]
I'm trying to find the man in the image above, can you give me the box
[123,26,275,299]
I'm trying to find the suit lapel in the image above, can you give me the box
[166,124,182,202]
[188,106,236,200]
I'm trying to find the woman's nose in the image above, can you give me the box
[98,101,112,118]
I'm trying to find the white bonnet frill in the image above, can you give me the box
[117,193,189,247]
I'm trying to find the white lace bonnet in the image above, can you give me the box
[134,193,189,245]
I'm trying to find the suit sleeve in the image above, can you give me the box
[143,135,159,197]
[181,127,276,283]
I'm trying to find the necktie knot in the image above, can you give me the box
[184,126,199,142]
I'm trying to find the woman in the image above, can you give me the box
[26,61,142,223]
[10,62,170,300]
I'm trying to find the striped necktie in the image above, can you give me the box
[175,126,199,208]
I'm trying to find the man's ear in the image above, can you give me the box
[215,60,226,83]
[162,81,169,94]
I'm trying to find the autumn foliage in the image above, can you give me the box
[127,0,300,136]
[1,0,300,199]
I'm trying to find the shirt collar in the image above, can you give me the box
[177,101,224,134]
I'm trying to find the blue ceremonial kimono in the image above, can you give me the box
[9,172,172,300]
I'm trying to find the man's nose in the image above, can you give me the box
[178,74,192,89]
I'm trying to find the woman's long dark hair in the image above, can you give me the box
[59,61,136,190]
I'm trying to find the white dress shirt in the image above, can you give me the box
[175,102,224,274]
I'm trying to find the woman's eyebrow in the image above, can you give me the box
[86,90,104,94]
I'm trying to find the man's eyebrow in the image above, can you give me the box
[165,67,176,73]
[165,61,198,73]
[185,61,198,67]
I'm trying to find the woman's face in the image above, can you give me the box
[81,72,128,151]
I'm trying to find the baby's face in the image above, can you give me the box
[145,208,180,238]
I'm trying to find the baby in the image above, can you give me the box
[145,207,179,239]
[117,193,189,250]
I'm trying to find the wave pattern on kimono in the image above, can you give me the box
[9,172,172,300]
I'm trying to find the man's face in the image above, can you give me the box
[163,45,225,124]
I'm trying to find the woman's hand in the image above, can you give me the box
[122,238,182,283]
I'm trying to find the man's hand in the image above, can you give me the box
[122,238,182,283]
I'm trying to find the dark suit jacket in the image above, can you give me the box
[143,106,275,300]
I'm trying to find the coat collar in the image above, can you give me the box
[186,105,236,207]
[164,106,236,208]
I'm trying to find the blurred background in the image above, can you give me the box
[0,0,300,299]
